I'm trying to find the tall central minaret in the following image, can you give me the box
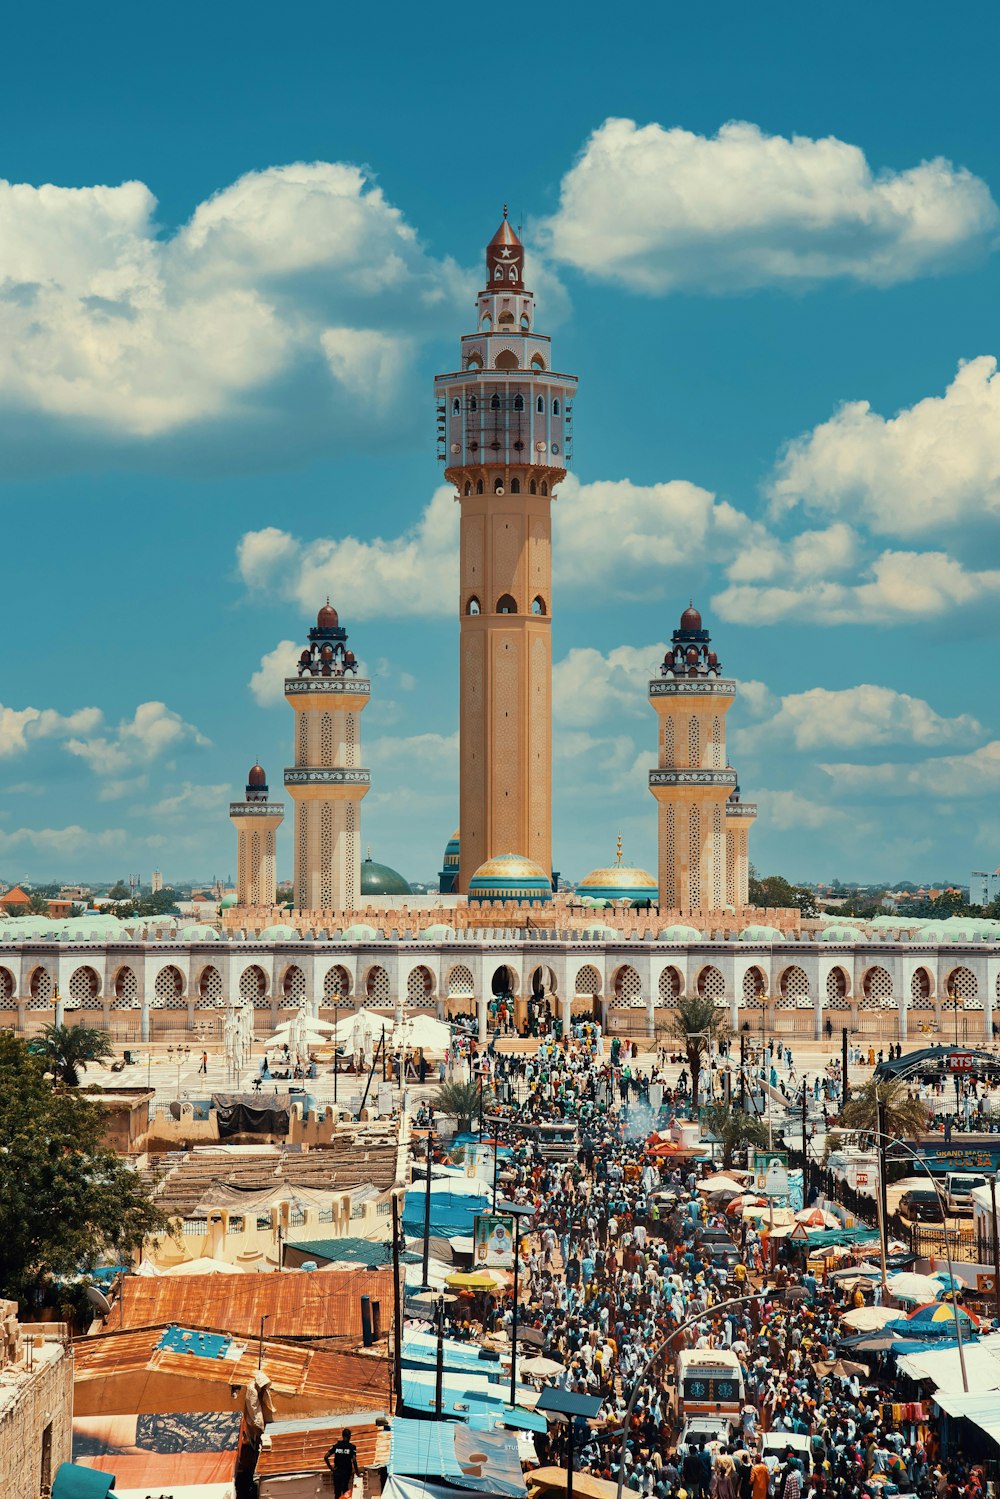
[435,212,578,892]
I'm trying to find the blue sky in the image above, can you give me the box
[3,0,1000,888]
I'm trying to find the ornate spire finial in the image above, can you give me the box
[503,203,508,220]
[616,832,623,867]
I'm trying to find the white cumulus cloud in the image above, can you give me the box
[733,684,983,753]
[553,643,667,730]
[769,356,1000,537]
[249,640,302,707]
[0,703,102,758]
[539,118,998,292]
[0,162,467,450]
[65,701,210,776]
[821,740,1000,798]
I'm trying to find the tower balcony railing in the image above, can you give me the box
[649,678,736,698]
[229,802,287,817]
[648,768,738,789]
[725,802,758,819]
[284,677,371,697]
[283,767,370,787]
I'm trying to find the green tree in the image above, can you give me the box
[31,1024,114,1087]
[701,1103,769,1170]
[430,1080,495,1132]
[840,1077,928,1144]
[105,880,131,902]
[0,1033,165,1300]
[658,995,732,1109]
[747,867,818,917]
[25,891,51,916]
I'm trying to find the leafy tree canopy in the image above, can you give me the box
[840,1077,928,1145]
[657,994,731,1107]
[748,867,818,917]
[0,1033,165,1301]
[701,1103,769,1171]
[30,1024,114,1087]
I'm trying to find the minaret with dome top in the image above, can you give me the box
[283,601,370,911]
[649,605,756,912]
[230,762,284,907]
[435,211,578,892]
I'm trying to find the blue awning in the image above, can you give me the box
[52,1464,116,1499]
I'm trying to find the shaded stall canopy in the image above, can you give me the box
[212,1092,291,1137]
[875,1046,1000,1083]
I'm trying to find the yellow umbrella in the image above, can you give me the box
[445,1270,503,1292]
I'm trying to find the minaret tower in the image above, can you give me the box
[283,602,370,912]
[435,211,578,892]
[230,762,284,907]
[649,605,754,913]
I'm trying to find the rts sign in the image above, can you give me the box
[947,1052,974,1072]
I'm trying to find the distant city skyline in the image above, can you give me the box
[2,3,999,884]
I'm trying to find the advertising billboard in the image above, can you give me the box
[473,1212,515,1268]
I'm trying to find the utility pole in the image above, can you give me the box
[801,1080,809,1201]
[739,1032,746,1111]
[876,1089,889,1274]
[391,1195,404,1412]
[422,1129,434,1289]
[841,1027,849,1106]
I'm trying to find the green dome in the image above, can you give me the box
[738,925,784,942]
[341,922,380,942]
[179,923,221,941]
[258,924,300,942]
[658,924,704,942]
[820,924,867,942]
[360,857,411,897]
[582,924,621,941]
[419,923,455,941]
[220,894,238,910]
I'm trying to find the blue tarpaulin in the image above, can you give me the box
[402,1188,491,1238]
[52,1465,116,1498]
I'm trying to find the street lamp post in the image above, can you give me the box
[166,1043,190,1102]
[988,1173,1000,1327]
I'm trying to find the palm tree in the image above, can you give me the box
[840,1077,928,1145]
[701,1103,769,1170]
[657,994,732,1109]
[25,892,51,916]
[31,1024,114,1087]
[430,1079,495,1132]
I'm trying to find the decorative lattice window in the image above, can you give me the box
[324,966,350,999]
[28,967,53,1009]
[297,713,309,766]
[297,802,309,907]
[575,965,602,998]
[249,831,261,904]
[345,803,356,909]
[112,967,138,1009]
[726,831,737,909]
[448,965,475,999]
[69,967,102,1010]
[239,966,266,1003]
[238,835,247,903]
[779,966,810,1009]
[406,967,433,1005]
[321,713,333,766]
[697,966,726,1005]
[910,968,934,1008]
[366,966,390,1004]
[688,806,700,908]
[663,717,674,768]
[712,805,723,909]
[664,806,676,906]
[0,968,14,1003]
[200,966,224,1005]
[283,966,306,1004]
[346,712,356,769]
[658,967,681,1005]
[946,966,980,1010]
[614,966,642,1002]
[825,968,850,1009]
[711,716,722,768]
[861,966,894,1010]
[320,803,333,909]
[688,716,700,769]
[155,966,184,1006]
[742,967,765,1005]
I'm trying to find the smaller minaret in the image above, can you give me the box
[725,781,757,909]
[230,763,284,908]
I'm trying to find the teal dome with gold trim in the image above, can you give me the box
[577,839,657,906]
[439,829,460,895]
[467,853,552,905]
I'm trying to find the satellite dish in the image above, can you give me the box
[86,1285,113,1316]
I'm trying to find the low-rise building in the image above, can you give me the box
[0,1302,73,1499]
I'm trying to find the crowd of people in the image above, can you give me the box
[421,1024,991,1499]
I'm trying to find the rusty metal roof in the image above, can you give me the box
[75,1326,392,1409]
[114,1266,395,1340]
[255,1417,391,1478]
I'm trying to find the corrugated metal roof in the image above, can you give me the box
[113,1265,394,1340]
[285,1236,420,1267]
[255,1418,390,1477]
[75,1327,392,1408]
